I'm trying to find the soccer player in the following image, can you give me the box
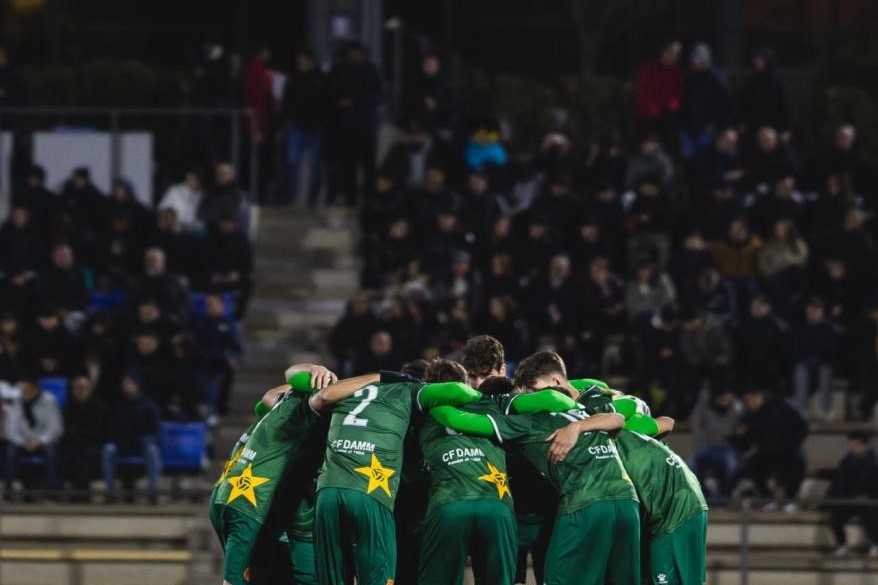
[429,399,640,584]
[312,370,486,585]
[211,366,377,585]
[461,334,507,387]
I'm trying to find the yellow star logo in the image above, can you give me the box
[479,462,511,499]
[354,454,395,497]
[216,446,243,485]
[226,464,270,506]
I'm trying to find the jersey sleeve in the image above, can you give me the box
[569,378,610,391]
[622,414,660,436]
[254,400,271,418]
[417,382,482,411]
[508,390,578,414]
[429,406,499,440]
[286,371,313,392]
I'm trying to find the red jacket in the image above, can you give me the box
[242,58,274,139]
[635,58,683,120]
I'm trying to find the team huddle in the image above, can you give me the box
[209,335,708,585]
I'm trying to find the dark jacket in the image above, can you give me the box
[282,68,325,132]
[681,68,729,133]
[740,53,790,132]
[108,394,161,453]
[827,449,878,498]
[737,395,808,456]
[63,397,108,446]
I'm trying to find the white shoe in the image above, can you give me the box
[762,501,779,512]
[868,545,878,559]
[782,502,798,514]
[832,546,850,558]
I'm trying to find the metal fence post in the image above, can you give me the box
[740,498,751,585]
[230,110,240,172]
[109,109,121,180]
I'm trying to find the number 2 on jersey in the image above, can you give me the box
[343,385,379,427]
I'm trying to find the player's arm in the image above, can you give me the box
[417,381,482,410]
[284,363,338,389]
[546,413,625,463]
[306,373,382,413]
[429,405,497,437]
[508,389,578,414]
[569,378,610,391]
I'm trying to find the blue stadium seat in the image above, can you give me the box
[190,292,235,320]
[160,422,207,472]
[89,291,126,312]
[39,377,68,408]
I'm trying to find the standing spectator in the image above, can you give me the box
[102,372,161,502]
[625,133,675,190]
[827,431,878,558]
[739,48,790,140]
[405,52,454,139]
[14,165,56,233]
[790,297,838,417]
[711,217,763,294]
[677,307,732,417]
[204,213,253,318]
[680,43,728,159]
[158,170,204,232]
[325,42,383,205]
[735,295,786,392]
[757,218,808,311]
[3,378,63,494]
[242,44,274,200]
[282,48,324,205]
[690,388,743,498]
[624,260,677,324]
[197,162,244,228]
[735,387,808,510]
[635,39,683,143]
[62,374,107,500]
[59,167,106,237]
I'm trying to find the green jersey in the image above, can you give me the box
[420,397,513,518]
[614,431,708,535]
[288,482,316,541]
[490,409,637,515]
[213,391,322,523]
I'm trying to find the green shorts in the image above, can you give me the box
[515,513,553,585]
[418,499,517,585]
[288,535,317,585]
[216,507,263,585]
[647,510,708,585]
[544,499,641,585]
[314,487,396,585]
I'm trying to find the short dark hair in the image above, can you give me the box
[461,335,505,380]
[848,430,871,444]
[401,359,430,382]
[512,351,567,389]
[478,376,514,396]
[424,359,468,384]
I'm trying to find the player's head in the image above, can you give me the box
[401,359,430,382]
[479,376,515,396]
[424,359,468,384]
[512,351,568,393]
[460,335,506,387]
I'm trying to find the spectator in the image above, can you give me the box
[579,132,627,194]
[699,181,744,242]
[242,44,274,198]
[198,162,244,228]
[483,253,521,302]
[407,165,461,234]
[354,330,400,374]
[158,170,204,232]
[0,312,21,382]
[36,243,91,319]
[204,213,253,318]
[690,388,743,498]
[405,52,454,139]
[102,372,161,502]
[790,297,838,417]
[107,179,150,236]
[806,174,854,247]
[757,218,808,310]
[62,374,108,500]
[478,296,526,363]
[3,378,63,494]
[635,39,683,142]
[0,45,24,120]
[59,167,106,236]
[669,231,714,292]
[636,305,679,400]
[745,127,798,194]
[815,125,873,196]
[14,165,56,233]
[0,207,48,302]
[147,209,195,279]
[578,256,626,370]
[512,214,559,283]
[23,306,80,378]
[735,387,808,510]
[531,174,583,249]
[525,254,579,341]
[677,307,732,416]
[827,431,878,558]
[624,260,677,324]
[625,176,673,270]
[129,248,190,327]
[570,216,618,278]
[625,133,675,190]
[584,181,626,256]
[688,268,738,326]
[749,175,803,241]
[460,170,503,243]
[325,41,383,205]
[735,295,786,392]
[282,48,324,205]
[856,302,878,421]
[464,118,508,171]
[690,129,746,201]
[680,43,728,159]
[328,293,379,377]
[739,48,790,140]
[711,217,763,293]
[193,294,241,416]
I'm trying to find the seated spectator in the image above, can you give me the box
[583,181,626,256]
[688,268,737,327]
[525,254,579,341]
[381,297,424,363]
[127,326,175,410]
[97,207,148,289]
[82,312,126,403]
[370,217,415,286]
[477,296,526,364]
[680,43,728,159]
[578,256,626,371]
[14,165,56,234]
[62,373,107,500]
[827,431,878,558]
[406,165,461,234]
[36,243,91,321]
[578,131,627,194]
[354,330,400,374]
[826,208,878,291]
[512,214,560,283]
[102,372,161,502]
[531,174,583,249]
[636,305,679,400]
[748,174,803,239]
[669,230,714,291]
[361,173,405,243]
[130,296,179,341]
[3,378,63,494]
[690,388,743,498]
[806,174,854,247]
[757,218,808,312]
[536,130,576,182]
[483,253,520,302]
[158,169,204,232]
[0,314,20,383]
[625,176,673,270]
[59,167,106,236]
[699,181,743,242]
[0,205,48,286]
[204,212,253,318]
[107,179,151,238]
[129,248,190,327]
[676,307,732,417]
[625,132,674,190]
[690,129,746,202]
[23,306,80,378]
[164,335,207,422]
[432,251,482,311]
[328,293,378,378]
[421,210,472,280]
[464,118,507,171]
[711,217,763,294]
[814,125,873,196]
[147,208,196,279]
[193,294,242,416]
[790,297,838,417]
[735,387,808,511]
[198,162,244,228]
[570,216,618,277]
[624,260,677,324]
[744,127,797,193]
[735,295,786,393]
[856,302,878,421]
[404,52,454,140]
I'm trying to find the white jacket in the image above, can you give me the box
[5,391,63,446]
[159,183,204,230]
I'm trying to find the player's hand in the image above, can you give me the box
[546,423,582,464]
[308,366,337,390]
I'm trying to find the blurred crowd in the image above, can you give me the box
[0,161,252,499]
